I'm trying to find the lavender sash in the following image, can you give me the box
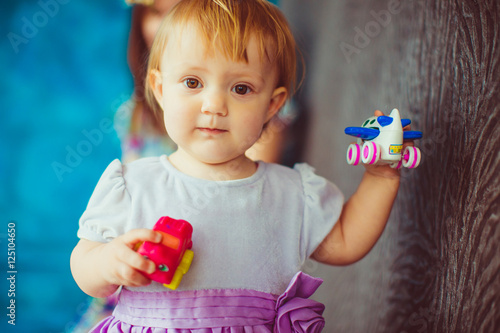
[91,272,324,332]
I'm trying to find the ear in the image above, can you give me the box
[149,69,164,107]
[265,86,288,122]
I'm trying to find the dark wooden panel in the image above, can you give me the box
[281,0,500,331]
[387,1,500,332]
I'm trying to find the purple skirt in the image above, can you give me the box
[90,272,325,333]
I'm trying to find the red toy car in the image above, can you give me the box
[137,216,194,290]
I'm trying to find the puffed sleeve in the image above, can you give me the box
[295,163,344,261]
[77,159,131,243]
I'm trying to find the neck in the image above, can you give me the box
[168,150,258,181]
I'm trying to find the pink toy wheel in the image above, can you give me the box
[346,144,361,165]
[402,146,421,168]
[361,142,380,165]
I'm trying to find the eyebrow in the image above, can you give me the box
[178,64,209,73]
[226,63,267,85]
[163,63,208,74]
[171,63,266,85]
[234,72,265,86]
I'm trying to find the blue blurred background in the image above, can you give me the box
[1,1,130,332]
[1,1,279,332]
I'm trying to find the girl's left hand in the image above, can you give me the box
[361,110,415,179]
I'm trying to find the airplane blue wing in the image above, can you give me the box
[401,119,411,128]
[344,127,380,140]
[403,130,423,140]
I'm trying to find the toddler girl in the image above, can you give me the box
[71,0,402,331]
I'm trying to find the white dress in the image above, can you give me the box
[78,155,344,295]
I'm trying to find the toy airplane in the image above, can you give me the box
[344,108,423,168]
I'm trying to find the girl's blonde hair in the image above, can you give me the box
[145,0,299,115]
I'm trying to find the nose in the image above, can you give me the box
[201,90,228,116]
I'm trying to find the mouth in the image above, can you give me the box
[197,127,228,134]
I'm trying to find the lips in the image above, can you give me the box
[197,127,227,134]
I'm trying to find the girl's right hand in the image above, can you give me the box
[97,228,162,288]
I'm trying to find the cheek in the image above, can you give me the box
[163,110,188,135]
[244,101,272,130]
[237,112,268,142]
[162,98,196,135]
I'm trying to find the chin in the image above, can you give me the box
[200,156,233,165]
[198,153,242,165]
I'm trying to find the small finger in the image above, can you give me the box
[120,246,156,274]
[121,229,162,248]
[128,271,153,287]
[118,264,152,287]
[374,110,384,116]
[133,253,157,275]
[402,141,415,147]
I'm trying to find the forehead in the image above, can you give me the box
[160,25,277,74]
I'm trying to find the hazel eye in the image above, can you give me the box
[233,84,251,95]
[184,78,201,89]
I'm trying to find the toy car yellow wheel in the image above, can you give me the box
[346,144,361,165]
[402,146,421,168]
[361,142,380,165]
[179,249,194,273]
[162,250,194,290]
